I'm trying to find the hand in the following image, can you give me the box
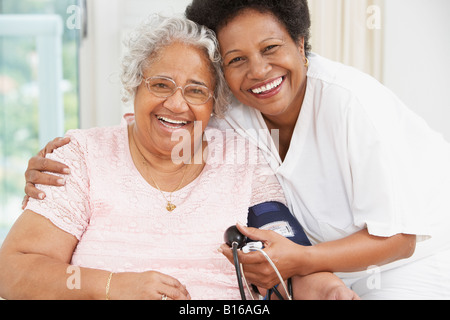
[291,274,360,300]
[22,137,71,209]
[326,285,360,300]
[110,271,191,300]
[219,224,309,289]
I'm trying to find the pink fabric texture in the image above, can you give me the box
[26,119,286,300]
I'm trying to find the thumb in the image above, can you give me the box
[236,223,273,242]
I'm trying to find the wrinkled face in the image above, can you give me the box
[134,42,215,157]
[218,9,307,120]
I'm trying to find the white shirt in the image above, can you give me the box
[210,53,450,267]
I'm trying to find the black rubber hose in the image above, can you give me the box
[232,242,246,300]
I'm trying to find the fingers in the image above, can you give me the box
[25,169,67,187]
[159,274,191,300]
[39,137,71,157]
[236,223,281,246]
[24,153,70,201]
[236,223,267,241]
[219,243,264,265]
[159,283,191,300]
[218,243,279,288]
[24,171,67,201]
[331,286,361,300]
[140,271,190,300]
[24,181,46,202]
[21,195,31,210]
[29,137,71,184]
[113,271,191,300]
[27,156,70,176]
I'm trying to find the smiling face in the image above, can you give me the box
[218,9,308,124]
[133,41,215,158]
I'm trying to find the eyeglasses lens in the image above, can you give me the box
[146,77,211,105]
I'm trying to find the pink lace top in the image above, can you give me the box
[26,118,286,300]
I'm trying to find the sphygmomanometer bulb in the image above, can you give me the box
[224,225,247,249]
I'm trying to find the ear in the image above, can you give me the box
[297,37,309,67]
[297,37,306,55]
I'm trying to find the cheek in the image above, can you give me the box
[134,88,149,112]
[135,97,160,121]
[224,70,243,94]
[193,104,213,124]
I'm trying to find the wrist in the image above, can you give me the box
[74,268,116,300]
[292,244,324,277]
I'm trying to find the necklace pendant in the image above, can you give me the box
[166,202,176,212]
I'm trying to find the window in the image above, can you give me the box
[0,0,80,242]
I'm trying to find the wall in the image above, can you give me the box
[79,0,450,144]
[79,0,191,129]
[383,0,450,142]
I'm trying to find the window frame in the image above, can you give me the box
[0,14,65,148]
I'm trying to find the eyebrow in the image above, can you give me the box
[223,49,241,59]
[223,37,284,58]
[152,75,209,87]
[188,79,209,87]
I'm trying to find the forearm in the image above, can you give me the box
[226,225,416,290]
[292,273,358,300]
[0,252,109,300]
[300,229,416,275]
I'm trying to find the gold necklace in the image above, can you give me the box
[147,165,188,212]
[131,130,188,212]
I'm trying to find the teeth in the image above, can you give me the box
[251,77,283,94]
[157,116,188,125]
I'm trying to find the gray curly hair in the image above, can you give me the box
[120,15,230,118]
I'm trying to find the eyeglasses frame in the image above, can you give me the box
[141,75,214,105]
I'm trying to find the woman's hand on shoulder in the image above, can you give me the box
[23,137,71,209]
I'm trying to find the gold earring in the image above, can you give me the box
[304,57,309,68]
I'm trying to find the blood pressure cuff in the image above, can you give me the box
[247,201,311,246]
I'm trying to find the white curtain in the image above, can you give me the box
[309,0,384,81]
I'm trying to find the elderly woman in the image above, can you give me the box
[0,16,261,300]
[0,15,356,300]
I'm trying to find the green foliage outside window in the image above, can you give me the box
[0,0,80,238]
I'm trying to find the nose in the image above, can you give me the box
[163,87,190,113]
[247,55,272,80]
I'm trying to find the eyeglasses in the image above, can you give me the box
[142,76,214,105]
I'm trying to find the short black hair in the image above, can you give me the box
[185,0,311,53]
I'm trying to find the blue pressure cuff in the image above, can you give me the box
[248,201,311,246]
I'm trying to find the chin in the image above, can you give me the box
[251,102,290,117]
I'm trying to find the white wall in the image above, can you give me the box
[79,0,191,129]
[80,0,450,144]
[119,0,193,115]
[383,0,450,142]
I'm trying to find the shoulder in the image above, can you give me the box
[67,124,124,143]
[204,127,262,166]
[308,53,393,108]
[69,124,125,149]
[49,124,126,163]
[306,54,409,132]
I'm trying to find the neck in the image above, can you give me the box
[128,124,205,192]
[262,107,299,134]
[263,114,296,162]
[262,79,307,161]
[133,132,185,174]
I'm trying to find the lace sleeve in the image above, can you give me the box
[26,130,91,240]
[250,160,287,208]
